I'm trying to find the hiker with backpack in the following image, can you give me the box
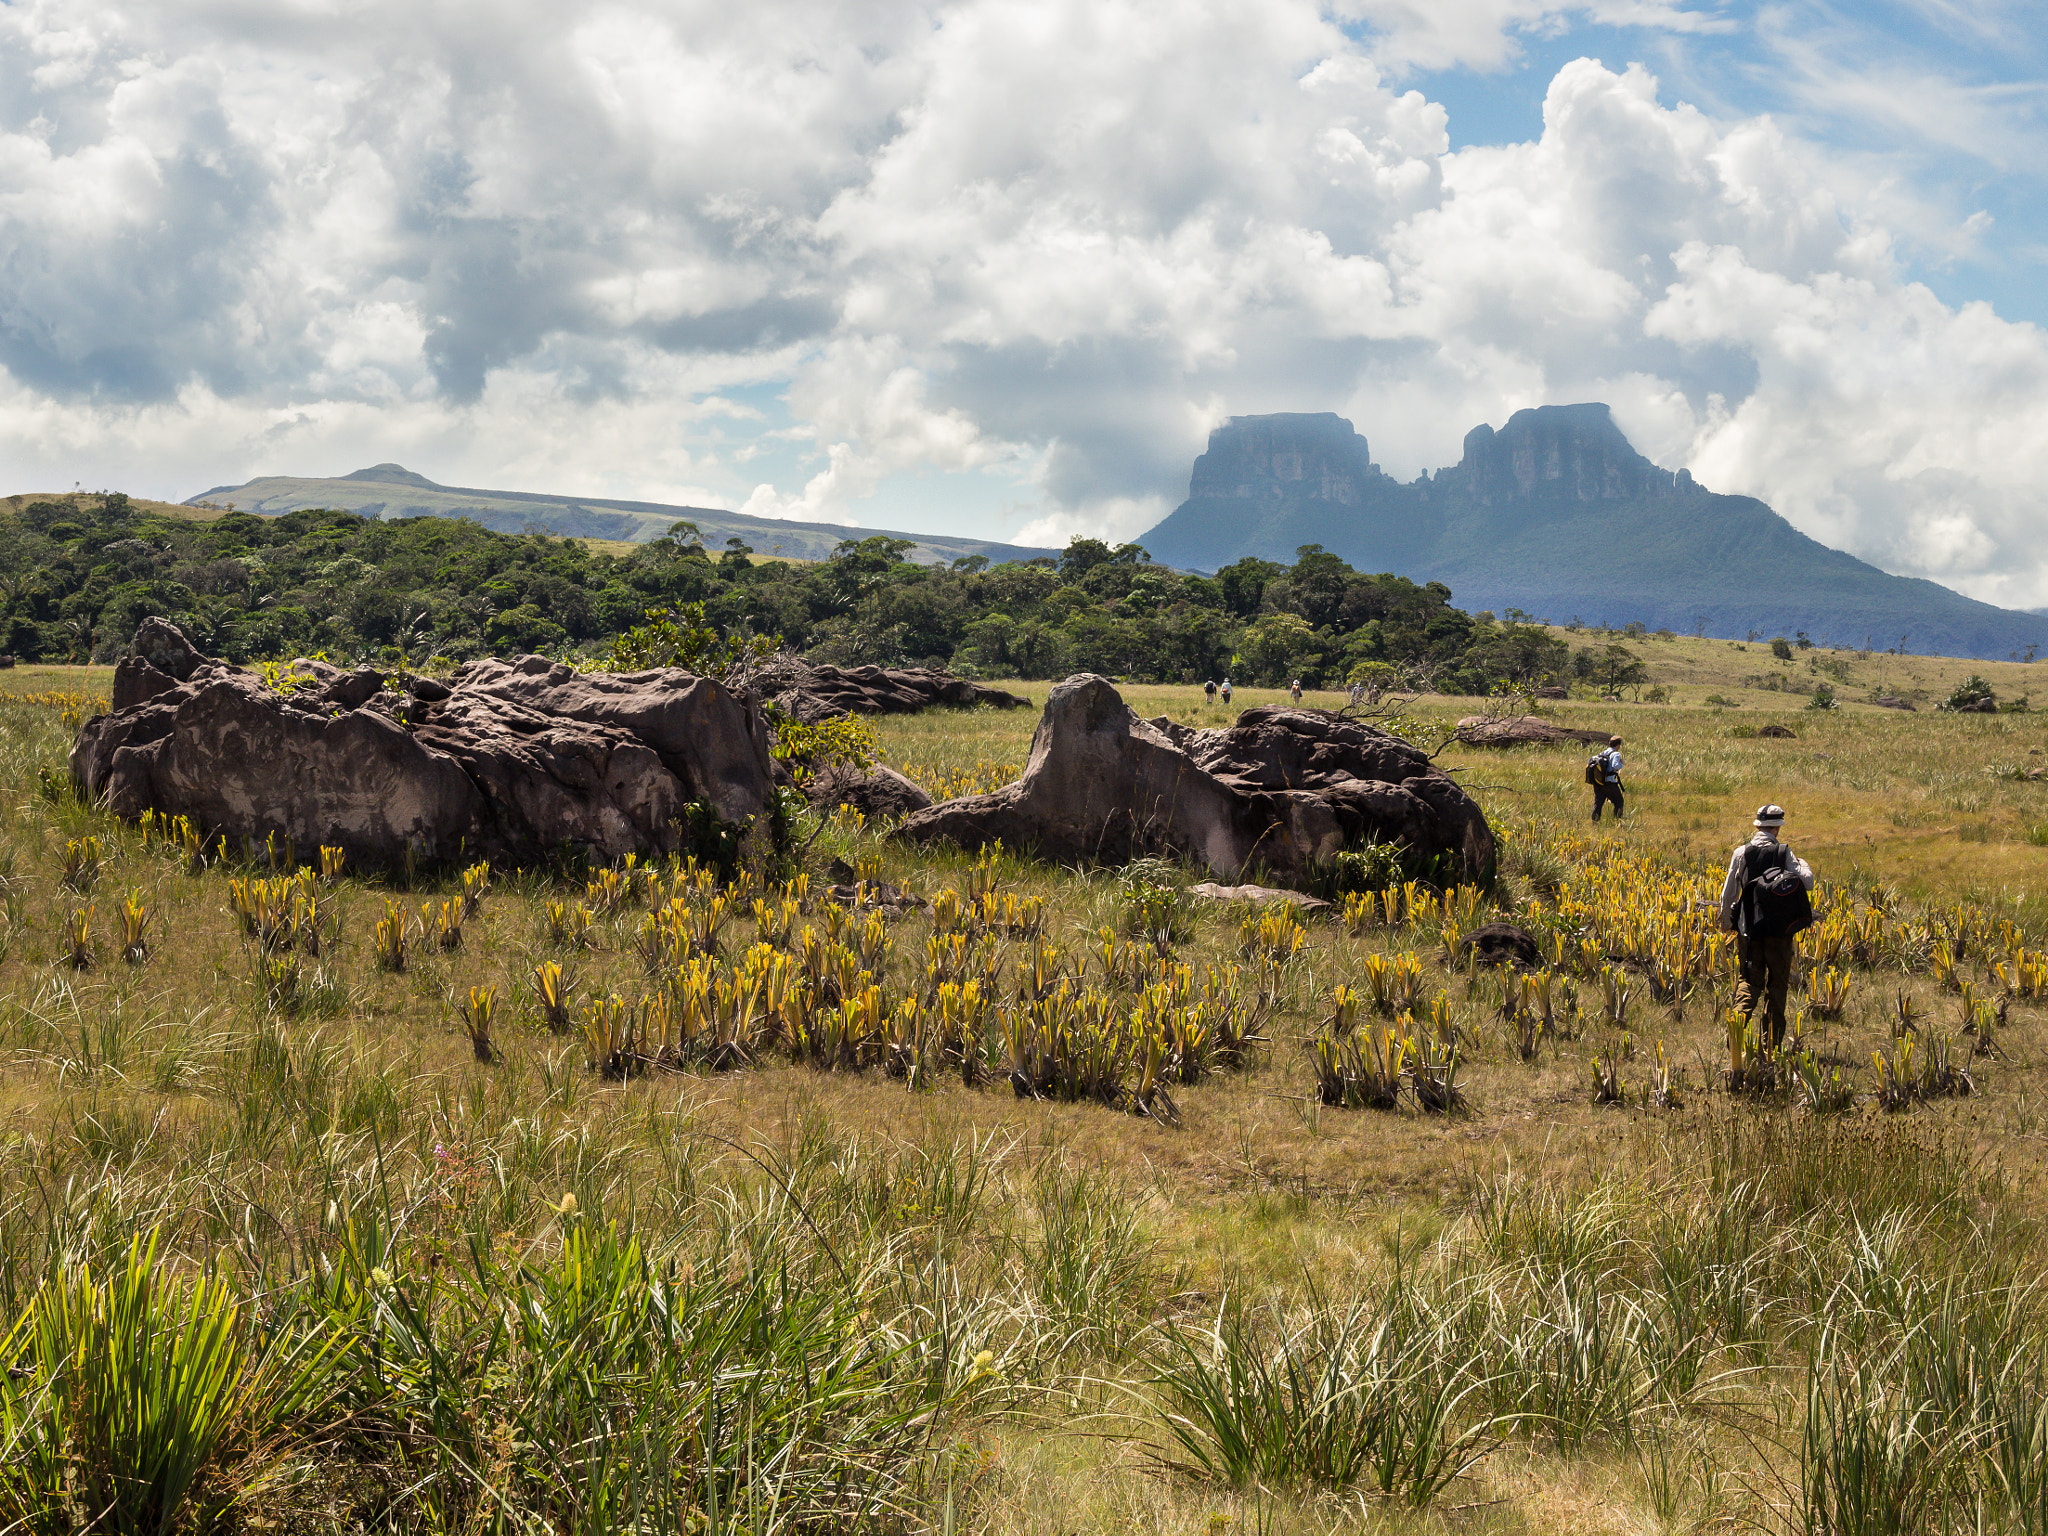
[1718,803,1816,1049]
[1587,735,1624,822]
[1204,679,1217,705]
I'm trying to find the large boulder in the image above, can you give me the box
[112,617,238,711]
[894,676,1494,887]
[70,630,777,869]
[804,761,934,821]
[753,656,1032,724]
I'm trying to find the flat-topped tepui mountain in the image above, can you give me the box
[189,465,1054,567]
[1139,406,2047,660]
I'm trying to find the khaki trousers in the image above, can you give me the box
[1734,933,1797,1048]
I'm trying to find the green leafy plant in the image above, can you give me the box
[1116,858,1191,949]
[1155,1293,1500,1505]
[1944,674,1996,711]
[0,1230,347,1535]
[598,602,778,680]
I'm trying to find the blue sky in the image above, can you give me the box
[1409,1,2048,325]
[3,0,2047,603]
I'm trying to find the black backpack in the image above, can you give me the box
[1743,842,1814,937]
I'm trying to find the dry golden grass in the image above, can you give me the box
[3,667,2046,1532]
[1541,624,2048,711]
[0,490,210,521]
[878,678,2048,905]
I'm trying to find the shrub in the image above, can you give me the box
[1945,674,1996,711]
[1115,858,1191,948]
[1308,839,1408,898]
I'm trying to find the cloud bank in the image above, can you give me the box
[1,0,2045,604]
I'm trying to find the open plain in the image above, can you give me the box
[2,662,2046,1534]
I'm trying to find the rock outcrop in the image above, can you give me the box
[894,675,1493,887]
[1454,715,1614,748]
[1137,405,2048,664]
[1184,412,1385,509]
[71,629,777,868]
[754,656,1031,724]
[1451,403,1680,508]
[804,761,934,821]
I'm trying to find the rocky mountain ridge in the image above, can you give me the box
[1139,405,2045,660]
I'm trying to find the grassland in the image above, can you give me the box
[2,663,2046,1534]
[887,673,2048,905]
[2,491,214,522]
[1530,625,2047,712]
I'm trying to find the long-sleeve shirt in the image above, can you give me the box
[1719,832,1814,930]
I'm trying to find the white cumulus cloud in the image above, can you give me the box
[0,0,2045,604]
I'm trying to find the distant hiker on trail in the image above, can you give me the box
[1589,735,1625,822]
[1220,678,1233,705]
[1204,679,1217,704]
[1718,804,1816,1049]
[1347,680,1365,708]
[1289,678,1303,703]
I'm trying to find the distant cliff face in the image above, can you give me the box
[1187,412,1383,507]
[1136,401,2047,660]
[1446,404,1681,506]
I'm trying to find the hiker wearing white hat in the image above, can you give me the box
[1589,735,1625,822]
[1718,803,1817,1048]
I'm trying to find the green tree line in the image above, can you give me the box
[1,494,1641,691]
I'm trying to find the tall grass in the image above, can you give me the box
[1154,1285,1498,1505]
[4,674,2048,1530]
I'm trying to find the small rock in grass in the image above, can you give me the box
[1187,882,1332,914]
[1456,923,1540,968]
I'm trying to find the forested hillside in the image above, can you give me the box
[2,492,1647,692]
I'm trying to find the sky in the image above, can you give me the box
[3,0,2047,605]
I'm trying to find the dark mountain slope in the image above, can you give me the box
[1140,405,2046,660]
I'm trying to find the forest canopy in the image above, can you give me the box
[1,494,1634,692]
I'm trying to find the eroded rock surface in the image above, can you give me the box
[72,630,776,868]
[1187,882,1333,914]
[895,676,1494,888]
[1455,716,1614,748]
[803,761,934,821]
[754,656,1031,724]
